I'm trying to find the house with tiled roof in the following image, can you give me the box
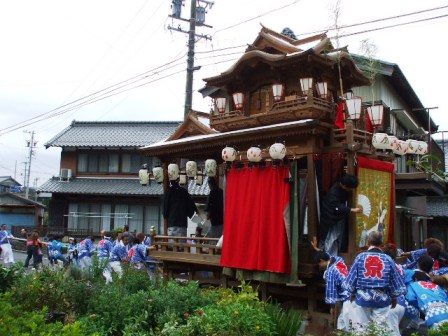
[0,176,22,193]
[38,119,210,237]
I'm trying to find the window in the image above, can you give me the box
[87,154,99,173]
[77,152,146,174]
[67,202,162,234]
[78,154,88,173]
[109,154,119,173]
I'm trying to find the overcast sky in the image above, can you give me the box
[0,0,447,187]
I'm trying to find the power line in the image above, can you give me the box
[214,0,301,34]
[0,57,241,136]
[297,4,448,37]
[0,53,187,134]
[2,6,448,135]
[336,13,448,39]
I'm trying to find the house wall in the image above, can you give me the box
[0,213,35,226]
[60,151,77,174]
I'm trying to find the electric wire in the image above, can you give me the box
[0,53,187,134]
[336,13,448,39]
[214,0,301,34]
[297,4,448,37]
[0,57,240,135]
[2,6,448,135]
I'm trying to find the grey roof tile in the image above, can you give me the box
[38,177,209,196]
[427,197,448,217]
[45,120,181,148]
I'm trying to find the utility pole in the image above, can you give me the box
[168,0,213,119]
[24,131,37,199]
[22,162,28,187]
[33,177,39,201]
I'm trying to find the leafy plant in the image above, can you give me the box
[10,267,67,313]
[359,39,380,105]
[407,154,448,182]
[150,280,214,328]
[85,286,153,335]
[0,263,25,293]
[0,292,93,336]
[264,303,302,336]
[429,321,448,335]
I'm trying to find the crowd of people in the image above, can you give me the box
[0,224,160,283]
[312,231,448,334]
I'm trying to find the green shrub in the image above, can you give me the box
[10,267,67,313]
[86,285,153,335]
[150,280,214,327]
[0,292,93,336]
[264,304,302,336]
[429,321,448,335]
[159,302,276,336]
[0,263,25,293]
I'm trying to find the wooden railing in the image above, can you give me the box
[151,235,222,266]
[270,95,334,113]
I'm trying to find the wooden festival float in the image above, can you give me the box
[141,25,399,322]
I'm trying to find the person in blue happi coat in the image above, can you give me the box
[343,231,405,333]
[128,236,156,280]
[104,233,131,283]
[77,236,96,270]
[97,231,113,262]
[406,255,448,331]
[401,238,444,271]
[431,251,448,289]
[311,236,351,332]
[47,235,68,268]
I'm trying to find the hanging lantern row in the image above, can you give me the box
[372,133,428,155]
[215,78,331,114]
[221,142,286,164]
[139,160,218,186]
[341,92,385,127]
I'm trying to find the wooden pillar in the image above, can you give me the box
[345,120,357,260]
[162,161,169,236]
[307,153,317,258]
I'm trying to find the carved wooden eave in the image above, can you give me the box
[140,119,332,160]
[247,23,328,53]
[203,41,369,92]
[166,110,217,141]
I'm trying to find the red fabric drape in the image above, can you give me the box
[365,112,374,133]
[220,165,291,274]
[321,152,345,195]
[335,101,346,129]
[357,157,395,243]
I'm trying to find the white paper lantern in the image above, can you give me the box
[247,146,263,162]
[139,168,149,186]
[269,142,286,160]
[186,160,197,178]
[416,141,428,155]
[204,159,217,176]
[387,135,398,151]
[168,163,180,181]
[222,146,237,162]
[405,139,418,154]
[152,166,164,184]
[372,133,389,150]
[393,140,409,156]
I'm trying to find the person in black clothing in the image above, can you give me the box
[319,174,361,256]
[163,180,198,238]
[205,177,224,238]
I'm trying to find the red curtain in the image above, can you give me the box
[335,101,346,129]
[220,164,291,274]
